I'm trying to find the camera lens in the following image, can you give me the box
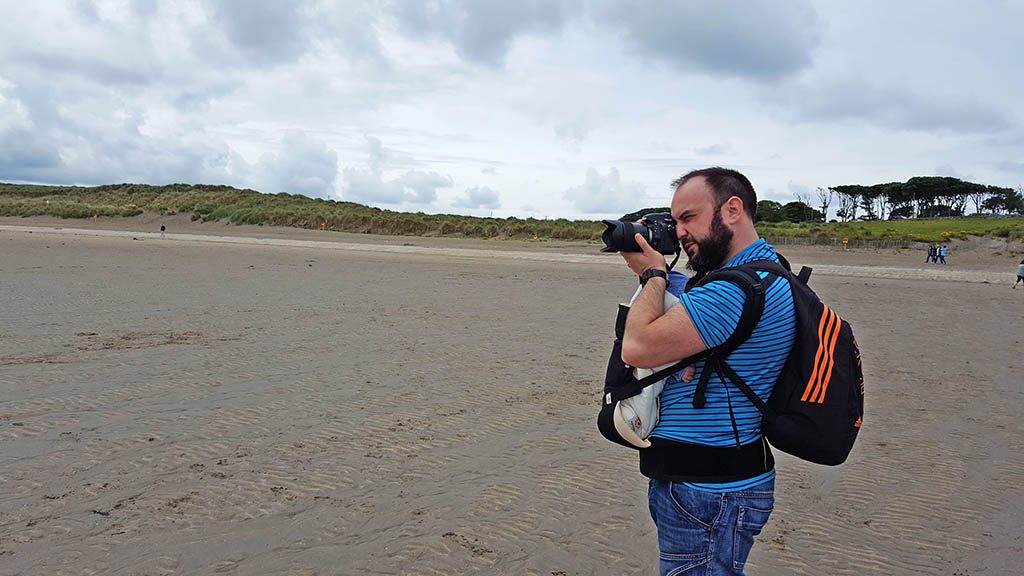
[600,220,647,253]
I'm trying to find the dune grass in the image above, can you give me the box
[0,182,601,241]
[758,217,1024,243]
[2,182,1021,244]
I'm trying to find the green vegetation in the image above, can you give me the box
[2,182,1022,244]
[757,218,1024,243]
[0,182,601,241]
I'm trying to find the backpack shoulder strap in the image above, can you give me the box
[700,268,771,352]
[689,266,773,409]
[740,257,812,285]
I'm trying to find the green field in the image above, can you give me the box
[2,182,1022,244]
[758,217,1024,243]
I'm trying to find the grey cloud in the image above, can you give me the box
[393,0,575,67]
[0,76,249,187]
[208,0,316,64]
[2,127,248,188]
[173,82,242,113]
[0,128,63,181]
[73,0,99,22]
[4,4,162,88]
[321,3,389,68]
[15,50,154,87]
[338,136,451,205]
[563,167,646,214]
[781,80,1015,134]
[454,186,501,209]
[996,161,1024,176]
[695,143,732,156]
[130,0,159,19]
[365,136,415,173]
[5,78,62,130]
[400,171,453,204]
[553,114,591,145]
[254,132,338,199]
[342,168,405,204]
[342,168,452,205]
[934,164,962,179]
[592,0,821,80]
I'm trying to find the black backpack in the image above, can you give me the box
[598,258,865,466]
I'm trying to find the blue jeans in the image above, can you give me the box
[648,478,775,576]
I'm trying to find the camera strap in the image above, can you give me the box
[667,249,681,271]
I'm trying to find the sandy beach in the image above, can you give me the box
[1,218,1022,575]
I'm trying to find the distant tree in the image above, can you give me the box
[919,204,955,218]
[879,182,909,218]
[888,205,914,219]
[815,187,833,222]
[792,189,812,212]
[857,186,880,220]
[968,186,996,214]
[982,187,1024,215]
[900,176,988,217]
[832,185,865,221]
[619,207,670,222]
[835,194,854,221]
[781,201,823,222]
[756,200,784,222]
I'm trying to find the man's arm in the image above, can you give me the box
[619,235,708,369]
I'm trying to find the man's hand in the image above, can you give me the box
[681,365,696,382]
[620,233,667,276]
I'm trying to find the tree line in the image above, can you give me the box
[626,176,1022,224]
[792,176,1021,223]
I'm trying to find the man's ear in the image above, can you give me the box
[722,195,745,224]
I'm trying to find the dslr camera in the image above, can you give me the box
[601,213,679,255]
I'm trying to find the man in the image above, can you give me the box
[938,244,948,265]
[619,167,796,575]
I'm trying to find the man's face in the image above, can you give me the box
[670,177,735,274]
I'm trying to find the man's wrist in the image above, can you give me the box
[639,268,668,286]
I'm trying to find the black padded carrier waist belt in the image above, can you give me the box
[640,436,774,483]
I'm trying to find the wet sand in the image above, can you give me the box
[1,220,1022,575]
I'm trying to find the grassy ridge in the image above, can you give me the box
[758,218,1024,242]
[0,182,600,240]
[2,182,1022,243]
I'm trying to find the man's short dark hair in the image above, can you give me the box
[672,167,758,220]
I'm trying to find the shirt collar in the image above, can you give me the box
[723,238,775,268]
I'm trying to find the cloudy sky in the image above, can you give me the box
[1,1,1021,219]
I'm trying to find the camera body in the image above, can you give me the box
[601,212,680,255]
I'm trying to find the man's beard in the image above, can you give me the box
[685,210,734,275]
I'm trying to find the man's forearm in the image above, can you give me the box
[624,276,668,337]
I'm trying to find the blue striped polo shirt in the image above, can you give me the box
[657,239,796,492]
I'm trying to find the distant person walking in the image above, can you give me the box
[926,244,936,263]
[160,224,166,239]
[1014,259,1024,289]
[938,245,948,265]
